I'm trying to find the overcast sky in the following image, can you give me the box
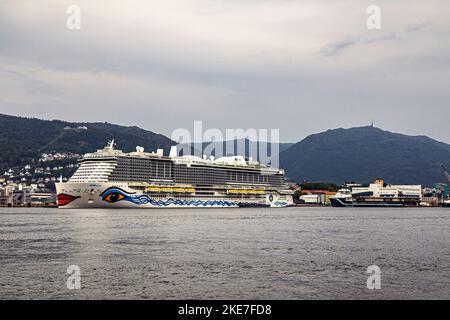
[1,0,449,143]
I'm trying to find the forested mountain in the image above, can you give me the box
[280,126,450,186]
[0,114,174,171]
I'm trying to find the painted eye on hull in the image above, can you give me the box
[103,192,125,203]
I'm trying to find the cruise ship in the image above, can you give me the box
[55,140,293,208]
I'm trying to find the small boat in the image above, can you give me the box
[442,200,450,208]
[330,188,353,207]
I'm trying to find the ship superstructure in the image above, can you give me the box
[55,141,293,208]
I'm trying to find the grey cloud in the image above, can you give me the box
[321,33,399,57]
[320,38,358,57]
[406,23,430,33]
[366,33,399,43]
[0,1,450,143]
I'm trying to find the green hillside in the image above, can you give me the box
[0,114,174,171]
[280,126,450,186]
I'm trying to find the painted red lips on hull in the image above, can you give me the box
[57,194,81,206]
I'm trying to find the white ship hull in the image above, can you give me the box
[55,182,292,209]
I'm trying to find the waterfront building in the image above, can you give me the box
[300,190,337,205]
[351,179,422,199]
[331,179,422,207]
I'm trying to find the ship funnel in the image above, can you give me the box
[169,145,177,158]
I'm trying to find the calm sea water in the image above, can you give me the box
[0,207,449,300]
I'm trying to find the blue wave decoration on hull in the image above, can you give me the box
[101,187,239,207]
[128,196,237,207]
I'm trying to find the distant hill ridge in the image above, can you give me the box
[280,126,450,186]
[1,114,449,186]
